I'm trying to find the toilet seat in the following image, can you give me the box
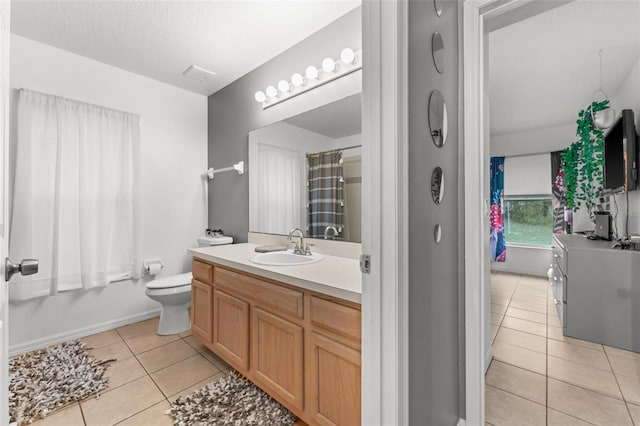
[146,272,192,290]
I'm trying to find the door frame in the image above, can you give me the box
[361,0,409,424]
[463,0,564,423]
[0,0,9,423]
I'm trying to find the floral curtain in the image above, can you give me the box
[551,150,570,234]
[490,157,506,262]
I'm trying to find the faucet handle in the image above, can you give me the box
[304,243,314,255]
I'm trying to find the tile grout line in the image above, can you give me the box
[105,336,205,425]
[486,383,547,410]
[603,344,636,425]
[78,402,87,426]
[545,273,549,426]
[105,332,187,424]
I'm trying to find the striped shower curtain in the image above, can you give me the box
[306,151,344,239]
[490,157,506,262]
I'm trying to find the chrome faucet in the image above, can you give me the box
[323,226,339,240]
[287,228,308,255]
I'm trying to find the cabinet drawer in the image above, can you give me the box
[215,268,303,319]
[310,296,361,341]
[552,246,567,275]
[193,260,213,283]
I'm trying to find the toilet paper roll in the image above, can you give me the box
[147,262,163,275]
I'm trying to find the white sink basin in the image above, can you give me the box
[250,250,323,266]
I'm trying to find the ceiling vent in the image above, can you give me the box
[182,65,217,81]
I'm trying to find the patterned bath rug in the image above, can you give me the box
[169,370,297,426]
[9,340,113,425]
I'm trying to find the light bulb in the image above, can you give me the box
[291,73,305,87]
[266,85,278,98]
[305,65,319,80]
[278,80,290,93]
[322,57,336,73]
[254,91,266,103]
[340,48,356,64]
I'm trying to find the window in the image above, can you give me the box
[504,195,553,246]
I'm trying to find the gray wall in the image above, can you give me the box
[408,0,461,424]
[208,8,361,242]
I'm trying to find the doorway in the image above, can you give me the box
[465,1,640,424]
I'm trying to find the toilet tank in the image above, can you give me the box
[197,235,233,247]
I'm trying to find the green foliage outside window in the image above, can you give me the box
[504,197,553,246]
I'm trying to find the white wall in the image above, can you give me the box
[490,246,551,277]
[611,55,640,238]
[8,35,208,354]
[335,133,362,158]
[490,122,575,157]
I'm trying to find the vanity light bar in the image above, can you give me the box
[254,48,362,110]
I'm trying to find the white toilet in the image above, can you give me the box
[145,234,233,335]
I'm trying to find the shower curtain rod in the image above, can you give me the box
[306,145,362,157]
[338,144,362,151]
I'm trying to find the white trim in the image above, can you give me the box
[464,1,535,424]
[490,265,548,277]
[457,418,467,426]
[361,0,407,424]
[505,243,552,250]
[485,346,493,373]
[463,1,489,424]
[8,309,160,357]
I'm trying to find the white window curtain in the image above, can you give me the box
[9,89,140,300]
[255,143,303,235]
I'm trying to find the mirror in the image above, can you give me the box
[431,167,444,204]
[428,90,448,147]
[249,93,362,243]
[434,224,442,243]
[434,0,443,16]
[432,32,445,74]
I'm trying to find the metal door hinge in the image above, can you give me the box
[360,254,371,274]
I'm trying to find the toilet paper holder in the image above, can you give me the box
[143,259,164,275]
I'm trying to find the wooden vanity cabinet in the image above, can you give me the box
[190,260,214,342]
[251,307,304,411]
[212,289,250,370]
[191,258,361,426]
[307,295,362,426]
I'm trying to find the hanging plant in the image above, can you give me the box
[561,100,609,217]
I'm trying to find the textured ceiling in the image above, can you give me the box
[11,0,361,96]
[490,0,640,135]
[285,92,361,139]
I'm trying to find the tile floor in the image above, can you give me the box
[487,272,640,426]
[31,317,232,426]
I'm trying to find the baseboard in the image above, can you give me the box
[457,418,466,426]
[485,345,493,373]
[490,264,547,277]
[9,309,161,357]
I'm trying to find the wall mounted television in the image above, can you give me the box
[602,109,638,194]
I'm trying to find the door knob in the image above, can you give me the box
[5,257,39,282]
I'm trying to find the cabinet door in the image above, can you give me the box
[251,308,304,411]
[212,289,250,371]
[191,279,213,342]
[307,332,361,426]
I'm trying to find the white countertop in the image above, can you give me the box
[189,243,362,304]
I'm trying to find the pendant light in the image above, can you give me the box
[591,49,616,130]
